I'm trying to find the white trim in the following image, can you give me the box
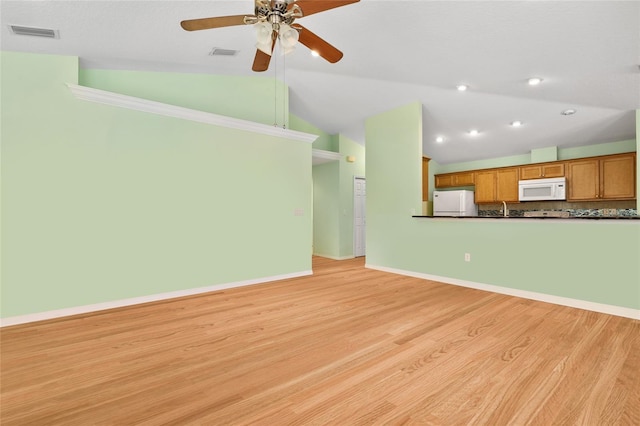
[66,83,318,144]
[0,270,313,327]
[312,149,342,163]
[353,176,366,258]
[313,253,355,260]
[365,263,640,320]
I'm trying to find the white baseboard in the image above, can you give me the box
[365,263,640,320]
[313,253,355,261]
[0,270,313,327]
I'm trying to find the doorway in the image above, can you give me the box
[353,177,366,257]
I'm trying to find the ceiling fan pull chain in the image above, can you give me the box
[282,53,287,129]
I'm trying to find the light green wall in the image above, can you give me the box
[365,102,423,264]
[431,153,531,175]
[312,161,340,257]
[1,51,312,318]
[531,146,558,163]
[338,135,366,257]
[290,114,335,152]
[558,139,636,160]
[366,102,639,310]
[310,134,365,259]
[80,68,289,127]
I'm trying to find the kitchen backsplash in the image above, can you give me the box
[478,200,638,217]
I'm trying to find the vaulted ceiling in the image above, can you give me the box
[2,1,638,164]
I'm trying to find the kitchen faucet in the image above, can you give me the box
[501,201,509,217]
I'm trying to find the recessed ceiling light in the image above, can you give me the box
[527,77,543,85]
[456,84,468,91]
[436,136,445,143]
[510,120,523,127]
[310,50,320,57]
[561,109,577,115]
[468,129,480,136]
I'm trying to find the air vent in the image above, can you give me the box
[209,48,238,56]
[10,25,58,38]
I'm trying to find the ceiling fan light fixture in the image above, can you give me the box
[527,77,543,86]
[255,22,273,55]
[310,50,320,57]
[278,23,299,54]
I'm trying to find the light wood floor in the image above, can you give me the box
[2,256,639,425]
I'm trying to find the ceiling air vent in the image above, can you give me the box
[209,48,238,57]
[10,25,59,38]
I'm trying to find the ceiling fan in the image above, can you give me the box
[180,0,360,72]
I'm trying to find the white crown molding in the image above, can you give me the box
[365,263,640,320]
[66,83,318,144]
[312,149,342,165]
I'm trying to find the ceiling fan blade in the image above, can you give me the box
[252,49,272,72]
[294,25,343,63]
[290,0,359,17]
[180,15,250,31]
[252,34,277,72]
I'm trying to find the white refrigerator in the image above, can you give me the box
[433,190,478,216]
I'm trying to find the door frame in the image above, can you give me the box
[353,176,366,257]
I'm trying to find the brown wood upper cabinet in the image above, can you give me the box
[519,162,565,180]
[422,157,430,201]
[434,171,474,188]
[567,153,636,201]
[474,167,520,204]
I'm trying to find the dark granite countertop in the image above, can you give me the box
[412,215,640,220]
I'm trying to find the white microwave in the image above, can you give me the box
[518,177,566,201]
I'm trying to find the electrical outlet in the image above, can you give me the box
[464,253,471,262]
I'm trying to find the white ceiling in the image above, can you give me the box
[2,0,639,164]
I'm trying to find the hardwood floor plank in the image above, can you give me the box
[1,256,638,425]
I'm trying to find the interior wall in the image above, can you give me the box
[365,102,423,264]
[338,135,366,258]
[80,68,289,128]
[290,114,336,152]
[311,162,340,258]
[365,101,639,311]
[1,51,312,319]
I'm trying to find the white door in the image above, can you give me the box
[354,177,366,257]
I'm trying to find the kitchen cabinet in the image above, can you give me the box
[519,162,565,180]
[434,171,474,188]
[473,167,519,203]
[567,153,636,201]
[422,157,430,201]
[473,170,496,203]
[497,167,520,201]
